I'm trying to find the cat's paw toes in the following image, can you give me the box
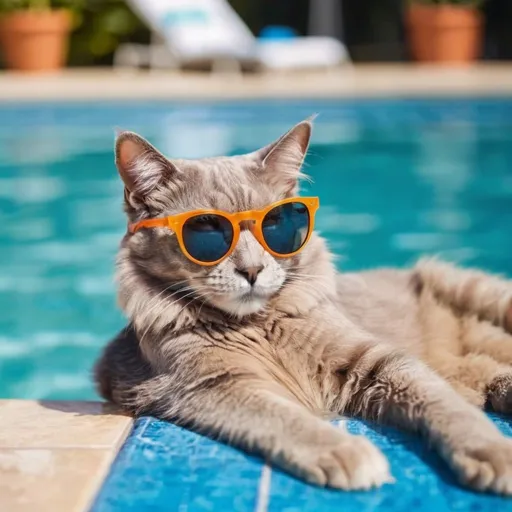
[487,374,512,413]
[452,439,512,495]
[297,436,393,490]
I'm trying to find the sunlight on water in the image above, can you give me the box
[1,99,512,399]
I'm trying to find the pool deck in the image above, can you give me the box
[2,64,512,511]
[0,64,512,102]
[0,401,132,512]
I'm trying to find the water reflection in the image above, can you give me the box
[1,99,512,400]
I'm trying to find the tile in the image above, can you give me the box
[0,400,132,449]
[91,418,264,512]
[0,448,114,512]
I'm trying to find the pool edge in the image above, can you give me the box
[1,65,512,103]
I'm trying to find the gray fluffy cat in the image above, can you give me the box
[96,119,512,494]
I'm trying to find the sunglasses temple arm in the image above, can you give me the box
[129,217,176,234]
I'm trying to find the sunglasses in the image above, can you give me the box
[129,197,319,266]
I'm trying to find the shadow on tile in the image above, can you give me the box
[37,400,132,418]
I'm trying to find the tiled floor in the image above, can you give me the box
[0,401,132,512]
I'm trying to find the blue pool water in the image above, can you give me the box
[2,98,512,399]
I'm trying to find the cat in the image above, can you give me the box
[95,119,512,495]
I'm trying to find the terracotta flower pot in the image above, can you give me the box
[0,10,71,72]
[406,4,482,64]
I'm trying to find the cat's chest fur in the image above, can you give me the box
[200,310,346,413]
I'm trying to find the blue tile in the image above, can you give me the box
[92,418,264,512]
[268,418,512,512]
[92,415,512,512]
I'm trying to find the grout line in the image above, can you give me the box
[255,464,272,512]
[135,417,152,440]
[118,417,152,465]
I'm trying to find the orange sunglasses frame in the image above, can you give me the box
[129,196,320,266]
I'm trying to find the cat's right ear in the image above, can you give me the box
[115,131,179,198]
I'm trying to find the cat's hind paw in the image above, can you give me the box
[487,374,512,414]
[451,438,512,495]
[503,299,512,333]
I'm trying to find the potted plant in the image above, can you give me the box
[0,0,78,71]
[406,0,485,64]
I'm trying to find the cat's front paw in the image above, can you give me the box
[451,438,512,495]
[289,434,393,490]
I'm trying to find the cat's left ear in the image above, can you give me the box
[115,131,180,200]
[252,118,313,194]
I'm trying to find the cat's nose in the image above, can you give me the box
[236,265,263,286]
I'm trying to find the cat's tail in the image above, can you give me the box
[413,257,512,331]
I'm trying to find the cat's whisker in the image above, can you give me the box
[195,295,209,319]
[140,283,210,337]
[174,291,211,320]
[142,285,195,325]
[140,287,205,343]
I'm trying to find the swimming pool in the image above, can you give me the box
[2,98,512,400]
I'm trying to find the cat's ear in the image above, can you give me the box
[115,131,179,198]
[252,118,313,193]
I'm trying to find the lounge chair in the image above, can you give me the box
[114,0,349,72]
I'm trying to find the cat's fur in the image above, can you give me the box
[95,120,512,494]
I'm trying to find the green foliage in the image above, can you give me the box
[68,0,148,66]
[0,0,148,65]
[408,0,485,6]
[0,0,84,11]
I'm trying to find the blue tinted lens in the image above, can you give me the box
[182,214,233,263]
[262,202,310,255]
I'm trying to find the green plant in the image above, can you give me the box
[0,0,83,12]
[67,0,148,66]
[408,0,485,5]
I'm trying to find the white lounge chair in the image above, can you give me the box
[114,0,349,72]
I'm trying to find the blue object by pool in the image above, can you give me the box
[259,26,298,40]
[92,415,512,511]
